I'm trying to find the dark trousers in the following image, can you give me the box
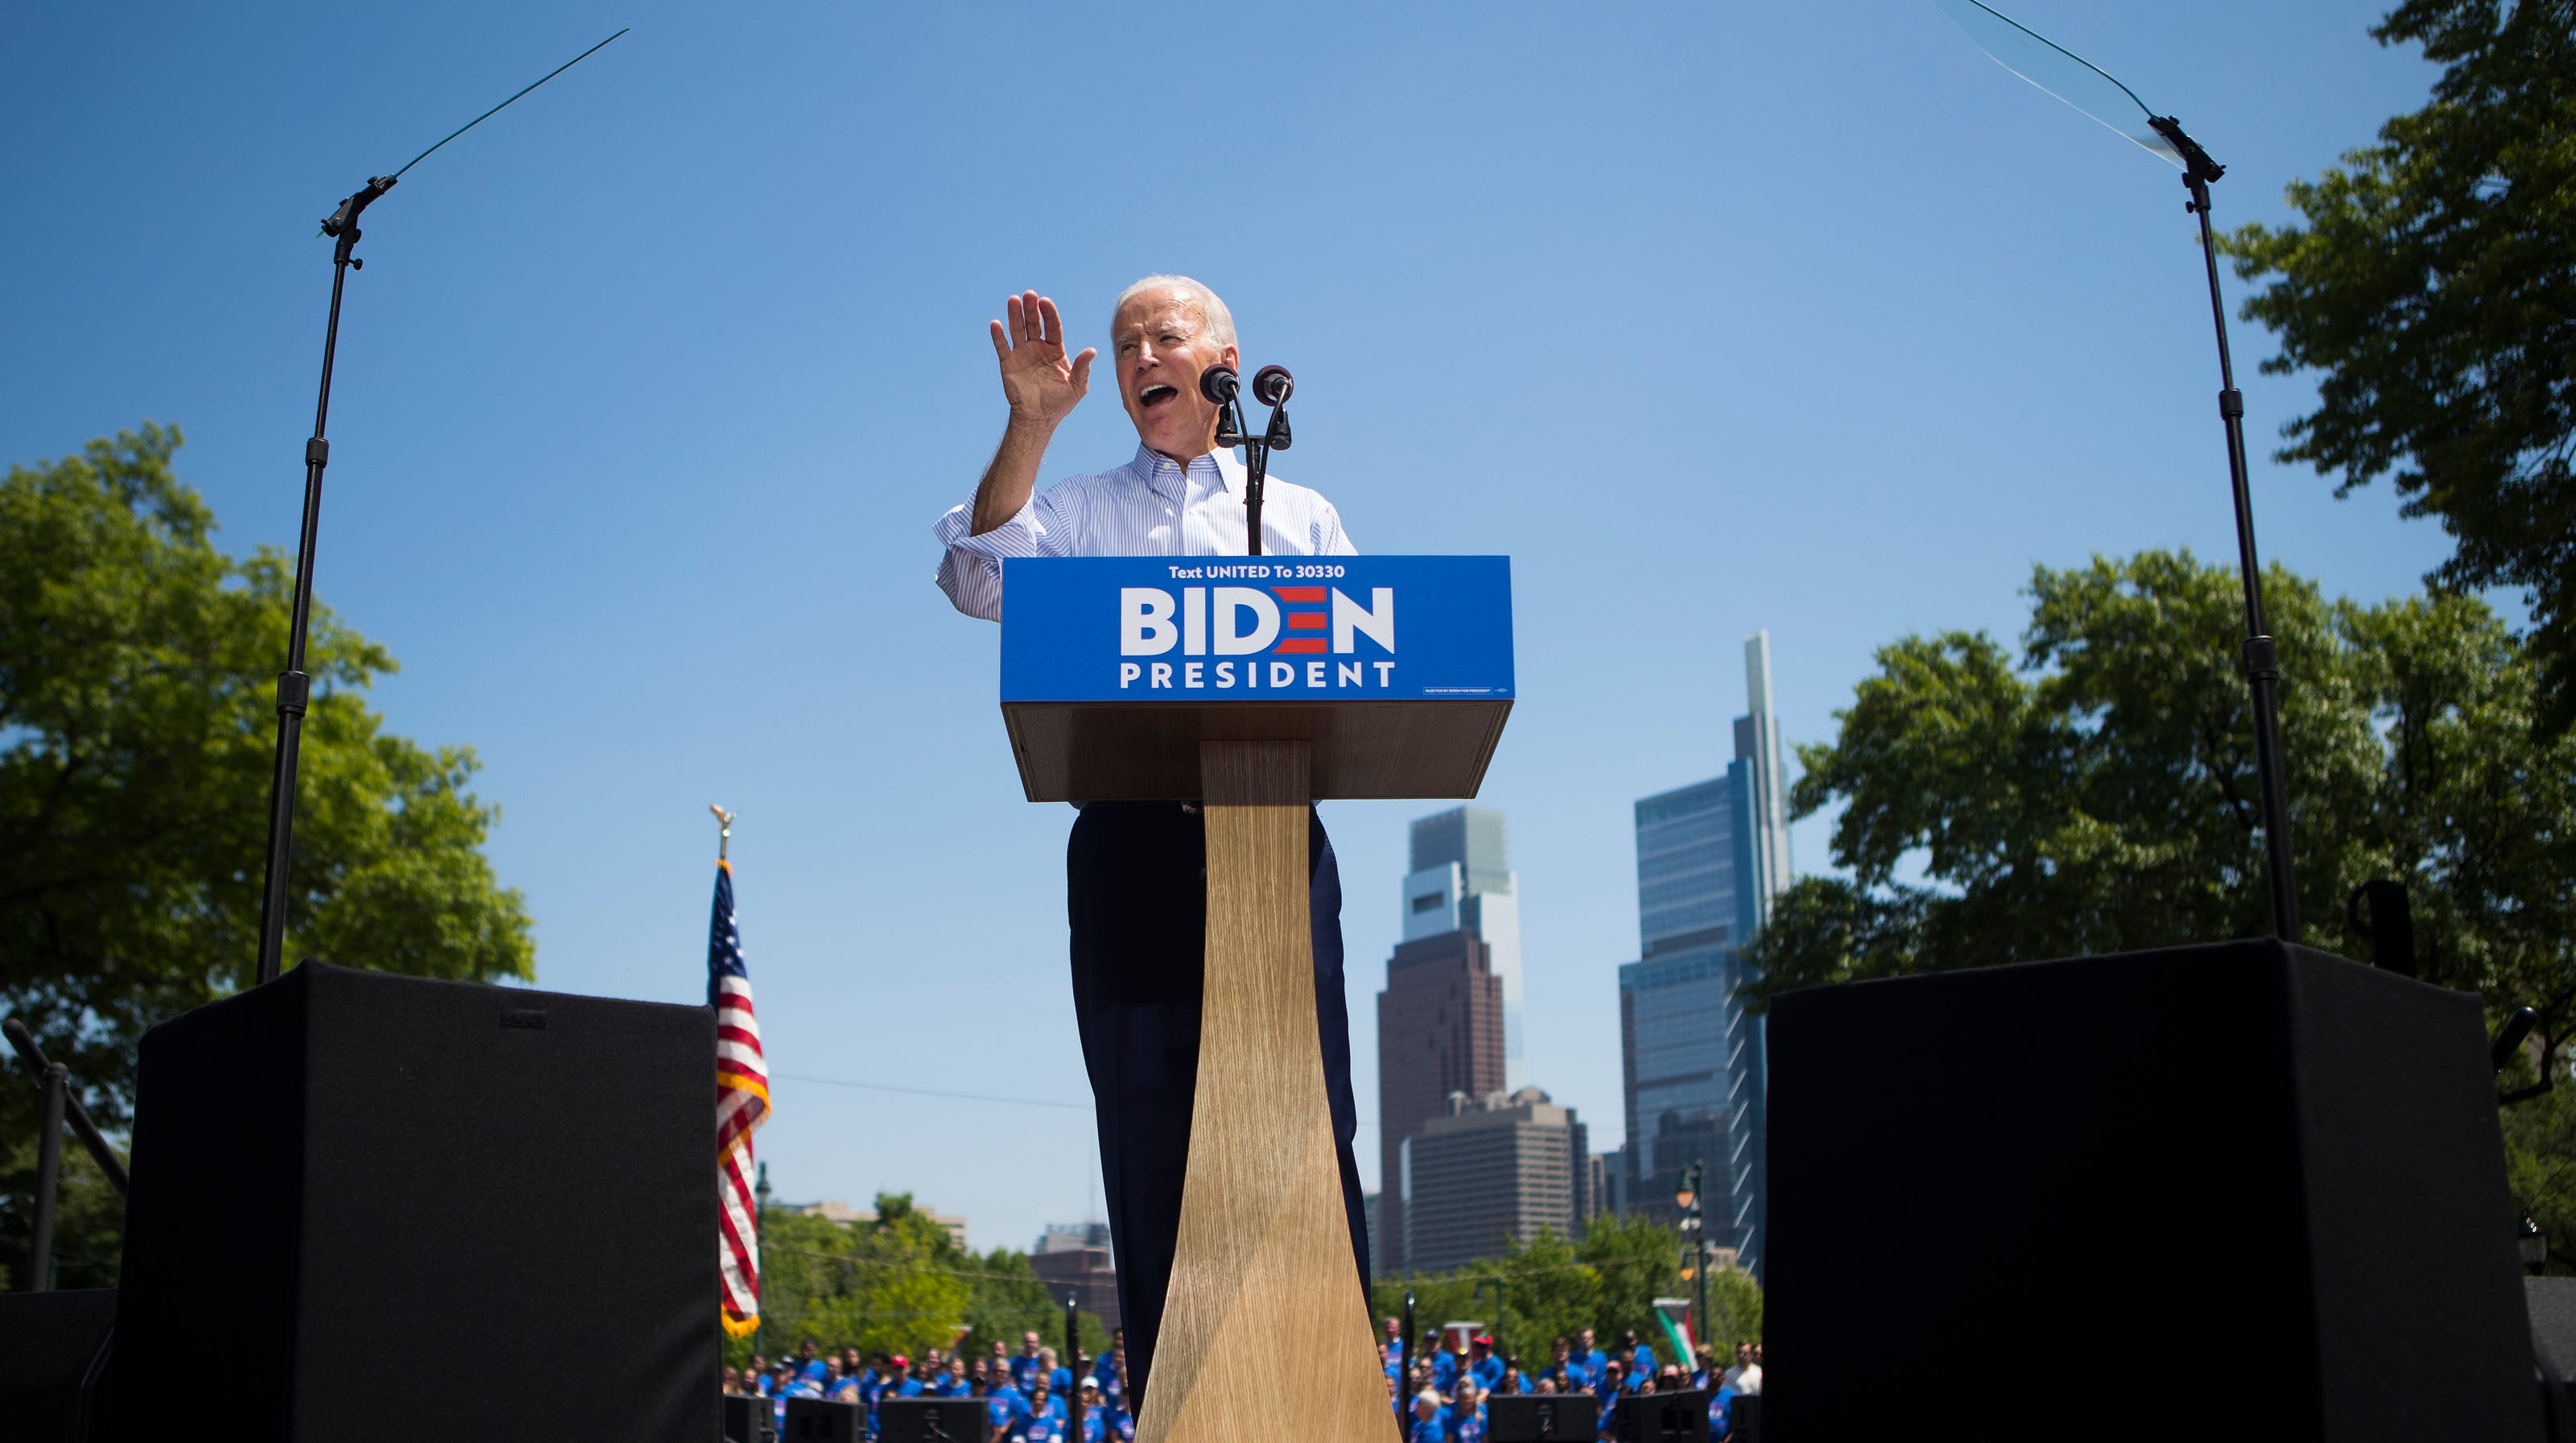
[1067,801,1370,1416]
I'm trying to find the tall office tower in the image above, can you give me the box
[1617,633,1792,1280]
[1399,1087,1591,1274]
[1738,632,1794,930]
[1377,926,1505,1277]
[1406,807,1525,1089]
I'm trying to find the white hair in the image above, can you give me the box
[1111,274,1236,350]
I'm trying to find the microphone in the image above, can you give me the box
[1199,366,1240,403]
[1250,365,1294,407]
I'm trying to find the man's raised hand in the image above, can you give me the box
[989,291,1096,427]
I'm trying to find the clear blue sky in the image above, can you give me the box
[3,2,2451,1253]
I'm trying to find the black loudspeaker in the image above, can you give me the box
[1723,1393,1760,1442]
[0,1288,115,1441]
[1490,1391,1602,1441]
[1767,939,2539,1442]
[781,1396,868,1440]
[2528,1278,2576,1428]
[101,961,717,1441]
[1609,1390,1708,1443]
[877,1396,993,1443]
[724,1391,774,1443]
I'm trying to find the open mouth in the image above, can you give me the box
[1137,383,1179,409]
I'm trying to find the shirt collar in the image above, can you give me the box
[1130,442,1245,499]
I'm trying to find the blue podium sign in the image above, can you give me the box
[1001,555,1513,702]
[997,556,1514,802]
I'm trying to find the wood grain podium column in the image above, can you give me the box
[1136,740,1392,1443]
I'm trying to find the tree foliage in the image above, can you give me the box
[733,1193,1108,1371]
[1,424,535,1284]
[2223,0,2576,734]
[1368,1213,1761,1367]
[1749,550,2574,1024]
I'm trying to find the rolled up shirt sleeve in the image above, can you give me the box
[933,494,1067,622]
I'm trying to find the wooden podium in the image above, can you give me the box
[1000,556,1513,1442]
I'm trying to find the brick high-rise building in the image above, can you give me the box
[1030,1222,1119,1332]
[1376,925,1504,1276]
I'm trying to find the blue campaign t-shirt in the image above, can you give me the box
[1410,1415,1448,1443]
[1023,1411,1064,1443]
[1633,1344,1659,1376]
[1580,1350,1610,1389]
[894,1377,925,1398]
[1431,1353,1460,1391]
[1050,1367,1073,1395]
[989,1394,1020,1435]
[1010,1354,1046,1391]
[1470,1356,1505,1391]
[799,1358,831,1383]
[936,1375,972,1398]
[1711,1386,1738,1437]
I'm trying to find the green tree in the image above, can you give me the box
[734,1193,1108,1373]
[1,424,535,1286]
[1748,548,2576,1257]
[2223,0,2576,734]
[1368,1213,1761,1371]
[1745,550,2384,1003]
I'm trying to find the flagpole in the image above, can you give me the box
[712,801,745,1358]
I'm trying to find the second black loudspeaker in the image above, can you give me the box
[781,1397,866,1440]
[0,1289,115,1443]
[877,1397,993,1442]
[1488,1392,1600,1441]
[1765,939,2537,1442]
[1610,1390,1709,1443]
[105,962,718,1441]
[724,1391,773,1443]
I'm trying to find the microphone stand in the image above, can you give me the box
[1213,387,1291,557]
[2150,114,2300,943]
[254,175,393,986]
[247,29,627,986]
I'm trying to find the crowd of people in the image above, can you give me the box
[1381,1322,1764,1442]
[729,1321,1765,1441]
[730,1330,1137,1443]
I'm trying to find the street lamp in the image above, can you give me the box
[1677,1162,1709,1367]
[753,1160,772,1359]
[2522,1217,2550,1276]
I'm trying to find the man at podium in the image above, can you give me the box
[931,277,1369,1413]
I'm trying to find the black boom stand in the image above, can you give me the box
[2150,114,2301,943]
[249,31,627,985]
[252,175,390,986]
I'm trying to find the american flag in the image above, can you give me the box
[710,856,770,1338]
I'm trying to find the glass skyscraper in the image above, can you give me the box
[1619,632,1791,1279]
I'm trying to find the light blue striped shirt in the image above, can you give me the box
[934,443,1356,622]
